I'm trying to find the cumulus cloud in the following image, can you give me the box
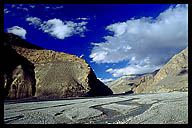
[89,4,188,77]
[7,26,27,39]
[26,17,42,28]
[26,17,88,39]
[98,78,114,83]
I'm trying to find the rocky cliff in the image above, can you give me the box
[138,47,188,93]
[107,47,188,94]
[2,33,112,100]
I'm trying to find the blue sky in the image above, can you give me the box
[4,4,188,83]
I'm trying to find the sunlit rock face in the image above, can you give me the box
[107,70,158,94]
[2,33,112,100]
[139,47,188,93]
[107,47,188,94]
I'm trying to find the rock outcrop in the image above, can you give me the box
[138,47,188,93]
[3,43,36,99]
[2,33,112,100]
[107,47,188,94]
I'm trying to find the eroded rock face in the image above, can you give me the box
[107,47,188,94]
[140,47,188,93]
[153,47,188,84]
[2,33,112,99]
[2,42,36,100]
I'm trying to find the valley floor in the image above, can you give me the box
[4,92,188,124]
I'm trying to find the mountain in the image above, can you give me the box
[137,47,188,93]
[2,33,112,100]
[106,70,159,94]
[107,47,188,94]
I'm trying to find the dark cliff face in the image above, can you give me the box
[2,33,112,100]
[87,68,113,96]
[3,33,43,49]
[2,37,36,99]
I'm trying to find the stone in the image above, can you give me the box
[4,92,188,124]
[107,47,188,94]
[107,70,159,94]
[140,47,188,93]
[2,33,112,100]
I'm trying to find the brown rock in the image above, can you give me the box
[2,33,112,100]
[141,47,188,93]
[107,47,188,94]
[153,47,188,84]
[107,70,158,94]
[2,41,36,100]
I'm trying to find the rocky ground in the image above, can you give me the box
[4,92,188,124]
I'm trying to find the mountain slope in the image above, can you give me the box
[107,47,188,94]
[2,33,112,100]
[138,47,188,93]
[106,70,159,94]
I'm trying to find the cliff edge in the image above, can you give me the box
[2,33,112,100]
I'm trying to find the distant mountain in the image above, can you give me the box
[2,33,112,100]
[107,47,188,94]
[106,70,159,94]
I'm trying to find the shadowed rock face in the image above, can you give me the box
[2,33,112,100]
[2,41,36,99]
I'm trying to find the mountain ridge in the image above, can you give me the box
[107,48,188,94]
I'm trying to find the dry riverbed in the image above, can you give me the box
[4,92,188,124]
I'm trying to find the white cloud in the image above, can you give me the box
[52,6,64,9]
[11,5,15,8]
[4,8,10,14]
[98,78,114,83]
[26,17,88,39]
[76,17,89,20]
[23,8,28,11]
[90,4,188,77]
[40,19,74,39]
[26,17,42,28]
[106,64,162,77]
[11,4,29,11]
[45,6,50,9]
[7,26,27,39]
[29,5,35,8]
[80,54,84,58]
